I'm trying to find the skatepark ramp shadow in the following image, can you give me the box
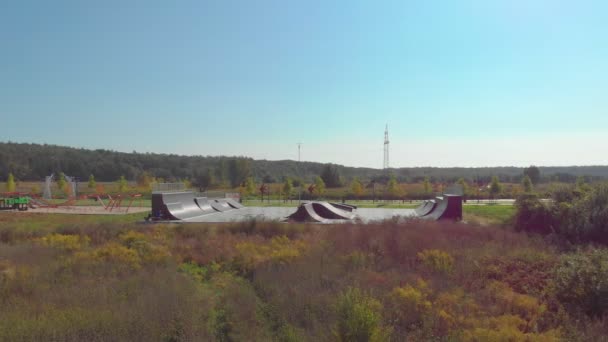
[150,191,244,221]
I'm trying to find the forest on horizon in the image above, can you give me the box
[1,142,607,185]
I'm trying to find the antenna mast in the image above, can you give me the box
[383,124,389,169]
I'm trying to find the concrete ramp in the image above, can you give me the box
[151,192,220,220]
[424,195,462,220]
[287,202,328,223]
[329,202,357,212]
[194,197,218,215]
[152,192,203,220]
[311,202,355,220]
[225,198,245,209]
[287,201,355,222]
[210,199,233,212]
[415,200,436,217]
[414,200,427,214]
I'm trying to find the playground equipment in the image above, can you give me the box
[90,193,143,213]
[0,193,30,211]
[29,195,76,208]
[42,175,53,199]
[42,173,77,200]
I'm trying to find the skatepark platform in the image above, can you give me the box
[150,191,461,223]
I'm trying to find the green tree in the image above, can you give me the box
[87,174,96,189]
[334,287,387,342]
[351,177,364,199]
[385,174,401,199]
[320,164,342,188]
[57,172,66,192]
[244,177,256,197]
[314,176,326,197]
[283,178,293,201]
[192,168,214,192]
[523,165,541,184]
[6,172,16,192]
[216,159,229,186]
[489,176,502,200]
[423,177,431,195]
[117,175,128,193]
[576,176,591,192]
[228,158,251,188]
[456,177,468,196]
[136,171,153,188]
[522,175,533,193]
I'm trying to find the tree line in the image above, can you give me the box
[1,142,607,185]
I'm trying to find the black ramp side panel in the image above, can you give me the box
[312,202,355,220]
[194,197,218,214]
[441,195,463,220]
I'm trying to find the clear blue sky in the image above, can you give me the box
[1,0,607,167]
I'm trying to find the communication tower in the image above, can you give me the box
[383,125,389,169]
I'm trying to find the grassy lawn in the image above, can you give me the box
[463,204,516,225]
[0,211,146,232]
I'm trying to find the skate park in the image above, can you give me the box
[148,188,463,223]
[1,171,463,223]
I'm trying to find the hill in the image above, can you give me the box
[1,142,607,184]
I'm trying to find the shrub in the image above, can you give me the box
[385,279,432,330]
[119,230,171,265]
[566,184,608,244]
[37,233,90,252]
[552,248,608,317]
[515,183,608,245]
[417,249,454,274]
[481,250,557,296]
[486,281,547,328]
[235,236,307,272]
[78,243,141,270]
[334,287,388,342]
[514,194,556,235]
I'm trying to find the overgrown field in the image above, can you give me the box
[1,212,607,341]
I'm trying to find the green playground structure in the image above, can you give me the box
[0,193,30,211]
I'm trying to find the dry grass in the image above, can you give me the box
[0,216,606,341]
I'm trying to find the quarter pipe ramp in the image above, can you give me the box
[151,192,245,221]
[423,195,462,221]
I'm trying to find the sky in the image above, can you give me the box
[1,0,607,168]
